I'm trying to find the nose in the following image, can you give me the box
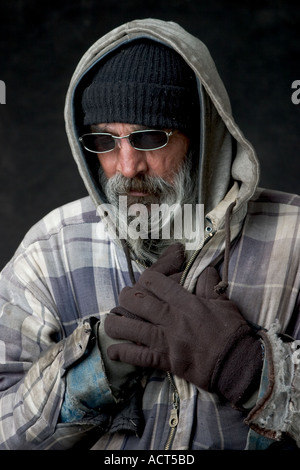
[116,139,148,178]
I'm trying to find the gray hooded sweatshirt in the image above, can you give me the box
[0,19,299,450]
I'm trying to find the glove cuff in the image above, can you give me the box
[211,325,264,407]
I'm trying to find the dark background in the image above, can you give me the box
[0,0,299,270]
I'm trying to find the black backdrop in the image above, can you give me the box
[0,0,299,269]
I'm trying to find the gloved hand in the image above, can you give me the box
[110,242,186,319]
[96,319,141,400]
[60,244,187,423]
[105,258,263,406]
[102,243,186,395]
[60,318,139,424]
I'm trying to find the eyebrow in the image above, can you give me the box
[90,124,149,134]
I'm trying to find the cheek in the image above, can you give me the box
[151,160,178,180]
[145,158,180,183]
[97,155,116,178]
[150,142,189,181]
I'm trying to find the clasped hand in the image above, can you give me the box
[105,244,261,396]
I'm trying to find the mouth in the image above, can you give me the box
[126,190,149,197]
[118,190,161,207]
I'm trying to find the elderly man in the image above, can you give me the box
[0,19,299,450]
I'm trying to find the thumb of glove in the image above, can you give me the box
[148,243,186,276]
[195,266,228,300]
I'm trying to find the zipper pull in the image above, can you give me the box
[169,391,179,427]
[169,408,179,428]
[165,378,180,450]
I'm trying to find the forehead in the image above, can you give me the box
[91,123,150,134]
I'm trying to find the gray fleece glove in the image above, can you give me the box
[96,318,141,400]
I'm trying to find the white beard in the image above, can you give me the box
[98,156,199,264]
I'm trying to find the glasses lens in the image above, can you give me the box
[130,130,168,150]
[82,134,115,153]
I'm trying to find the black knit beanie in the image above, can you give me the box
[81,39,199,134]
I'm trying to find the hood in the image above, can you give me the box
[64,18,259,252]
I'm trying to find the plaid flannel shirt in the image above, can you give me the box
[0,188,299,450]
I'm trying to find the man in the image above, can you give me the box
[0,18,299,450]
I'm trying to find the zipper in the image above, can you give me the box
[164,372,180,450]
[164,228,215,450]
[179,228,215,286]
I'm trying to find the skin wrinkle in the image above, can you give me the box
[94,123,190,182]
[96,122,199,264]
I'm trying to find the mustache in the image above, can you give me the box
[100,172,174,197]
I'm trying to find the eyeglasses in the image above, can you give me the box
[79,129,173,154]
